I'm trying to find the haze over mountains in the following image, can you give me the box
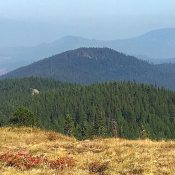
[2,2,175,173]
[2,47,175,90]
[1,28,175,74]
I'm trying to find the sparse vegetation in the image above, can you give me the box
[0,127,175,175]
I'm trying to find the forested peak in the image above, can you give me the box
[1,47,165,86]
[63,47,124,58]
[55,47,145,63]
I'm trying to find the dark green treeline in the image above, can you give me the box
[0,77,175,140]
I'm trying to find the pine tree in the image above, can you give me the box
[10,106,39,127]
[64,114,74,136]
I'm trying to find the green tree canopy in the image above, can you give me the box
[10,107,39,127]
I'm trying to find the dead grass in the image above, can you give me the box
[0,127,175,174]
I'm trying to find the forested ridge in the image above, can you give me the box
[1,77,175,140]
[2,48,175,90]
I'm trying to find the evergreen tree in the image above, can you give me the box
[64,114,74,136]
[0,77,175,140]
[10,106,39,127]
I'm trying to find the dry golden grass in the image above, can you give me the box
[0,127,175,175]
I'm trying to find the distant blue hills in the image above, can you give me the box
[1,28,175,74]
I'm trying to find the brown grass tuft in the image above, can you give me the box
[47,132,58,141]
[88,161,109,175]
[49,157,75,170]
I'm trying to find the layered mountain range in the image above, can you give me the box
[1,28,175,74]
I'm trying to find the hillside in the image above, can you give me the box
[0,127,175,175]
[2,48,175,90]
[1,77,175,140]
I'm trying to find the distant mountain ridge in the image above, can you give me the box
[2,47,175,90]
[31,28,175,59]
[1,28,175,74]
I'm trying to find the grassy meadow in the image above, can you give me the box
[0,127,175,175]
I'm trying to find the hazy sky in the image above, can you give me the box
[0,0,175,46]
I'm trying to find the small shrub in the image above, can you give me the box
[49,157,75,170]
[139,125,150,139]
[10,107,39,127]
[88,161,109,175]
[0,152,47,170]
[47,132,58,141]
[0,152,75,170]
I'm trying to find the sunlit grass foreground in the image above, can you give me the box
[0,127,175,175]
